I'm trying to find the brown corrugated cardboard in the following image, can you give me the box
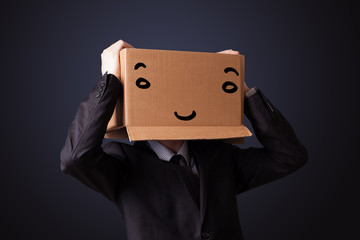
[105,48,252,143]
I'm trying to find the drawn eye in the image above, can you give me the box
[136,77,151,89]
[134,62,146,70]
[222,81,238,93]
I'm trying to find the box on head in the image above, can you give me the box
[105,48,252,144]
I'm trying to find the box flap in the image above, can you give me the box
[105,125,251,143]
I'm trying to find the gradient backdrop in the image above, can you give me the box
[1,0,359,239]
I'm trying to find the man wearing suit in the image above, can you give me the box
[60,40,308,240]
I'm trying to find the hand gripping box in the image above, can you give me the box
[105,48,252,143]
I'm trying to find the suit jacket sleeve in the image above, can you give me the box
[233,88,308,194]
[60,72,128,203]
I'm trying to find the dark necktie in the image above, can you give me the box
[170,154,200,208]
[170,154,188,167]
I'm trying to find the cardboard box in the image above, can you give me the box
[105,48,252,143]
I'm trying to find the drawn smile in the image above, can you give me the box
[174,111,197,121]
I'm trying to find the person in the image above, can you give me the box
[60,39,308,240]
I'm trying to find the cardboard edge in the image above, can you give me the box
[104,126,252,144]
[104,126,129,139]
[125,125,252,141]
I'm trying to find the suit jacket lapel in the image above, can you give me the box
[188,141,209,224]
[134,140,209,223]
[133,141,158,156]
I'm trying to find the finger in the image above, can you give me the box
[217,49,240,55]
[217,49,232,53]
[122,41,134,49]
[110,39,134,51]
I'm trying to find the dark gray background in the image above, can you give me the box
[1,0,359,239]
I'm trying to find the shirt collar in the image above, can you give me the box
[146,140,190,164]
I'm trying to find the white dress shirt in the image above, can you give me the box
[146,140,199,176]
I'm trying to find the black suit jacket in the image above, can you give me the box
[60,72,308,240]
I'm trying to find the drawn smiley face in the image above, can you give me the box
[134,62,239,122]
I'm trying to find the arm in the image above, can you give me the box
[60,72,125,203]
[60,40,134,203]
[233,88,308,194]
[217,49,307,193]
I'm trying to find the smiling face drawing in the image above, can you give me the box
[133,58,240,125]
[121,48,243,128]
